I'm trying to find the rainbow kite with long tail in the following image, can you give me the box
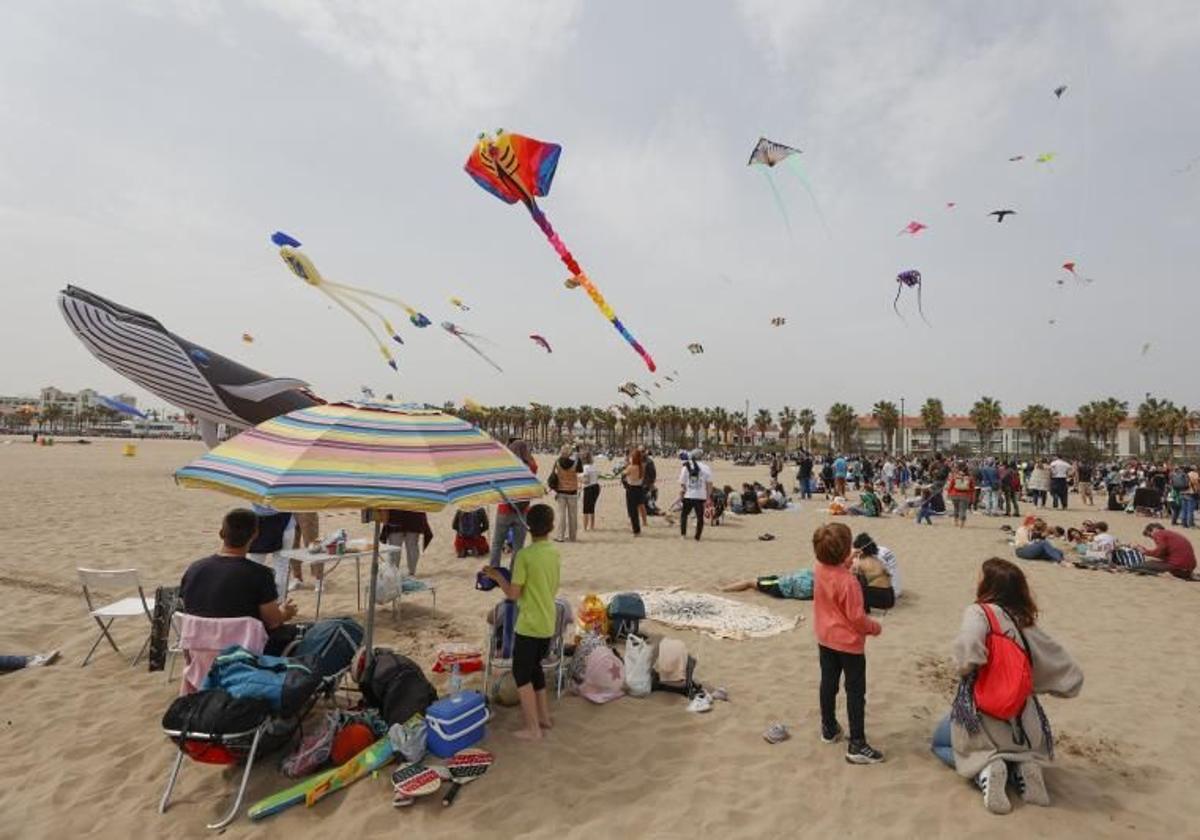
[464,130,656,372]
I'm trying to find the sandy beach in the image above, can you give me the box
[1,437,1197,839]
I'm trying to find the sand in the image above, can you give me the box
[1,437,1197,839]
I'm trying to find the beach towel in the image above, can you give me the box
[179,615,268,696]
[603,588,800,640]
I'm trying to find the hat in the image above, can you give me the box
[655,639,687,684]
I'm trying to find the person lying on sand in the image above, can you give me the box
[0,650,59,673]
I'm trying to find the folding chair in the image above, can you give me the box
[77,568,155,667]
[483,599,569,700]
[393,573,437,618]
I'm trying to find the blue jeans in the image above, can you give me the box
[1182,494,1196,528]
[1016,539,1064,562]
[490,509,527,567]
[931,715,954,768]
[0,655,30,671]
[916,506,933,524]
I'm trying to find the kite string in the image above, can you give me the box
[760,169,792,233]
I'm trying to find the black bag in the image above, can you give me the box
[607,593,646,641]
[548,469,560,492]
[147,585,181,673]
[289,617,364,678]
[162,689,270,735]
[360,649,438,726]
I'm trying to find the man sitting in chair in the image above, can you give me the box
[180,508,299,655]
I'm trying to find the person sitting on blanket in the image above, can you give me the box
[721,569,813,600]
[853,532,901,604]
[1136,523,1197,580]
[180,508,299,655]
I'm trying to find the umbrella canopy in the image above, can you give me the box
[175,402,544,512]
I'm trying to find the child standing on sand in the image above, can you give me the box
[481,504,560,741]
[812,522,884,764]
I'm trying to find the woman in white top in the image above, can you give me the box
[1027,461,1051,508]
[580,450,601,532]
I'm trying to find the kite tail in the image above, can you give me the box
[319,286,398,371]
[525,203,657,373]
[892,284,907,322]
[917,282,932,327]
[457,335,504,373]
[783,157,833,239]
[322,280,431,327]
[760,170,791,233]
[333,286,405,344]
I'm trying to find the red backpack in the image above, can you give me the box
[973,604,1033,720]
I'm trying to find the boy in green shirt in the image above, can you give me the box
[481,503,560,741]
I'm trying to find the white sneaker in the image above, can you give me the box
[313,580,324,595]
[978,760,1011,814]
[27,650,60,668]
[1015,761,1050,806]
[686,690,713,713]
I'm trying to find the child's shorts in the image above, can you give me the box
[512,633,551,689]
[755,576,784,598]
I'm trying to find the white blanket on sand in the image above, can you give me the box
[606,587,800,640]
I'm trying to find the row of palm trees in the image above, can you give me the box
[446,394,1199,460]
[1,404,161,433]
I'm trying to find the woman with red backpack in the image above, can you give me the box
[930,558,1082,814]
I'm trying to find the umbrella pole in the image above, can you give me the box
[364,515,381,659]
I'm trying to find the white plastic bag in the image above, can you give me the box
[373,562,403,605]
[623,634,653,697]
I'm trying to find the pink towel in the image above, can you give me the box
[178,614,268,695]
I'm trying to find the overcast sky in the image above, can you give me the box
[3,1,1198,419]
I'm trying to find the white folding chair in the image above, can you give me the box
[77,568,155,667]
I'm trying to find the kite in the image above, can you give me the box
[1008,155,1025,162]
[1141,342,1151,357]
[97,395,148,419]
[687,343,704,354]
[1036,153,1056,164]
[946,202,957,209]
[898,221,928,236]
[1054,85,1067,99]
[270,231,431,372]
[770,317,786,327]
[746,137,831,236]
[653,382,661,389]
[893,270,930,326]
[59,285,321,448]
[1061,261,1093,283]
[1171,155,1200,175]
[361,386,375,399]
[664,375,675,382]
[529,334,552,353]
[617,381,655,403]
[989,210,1016,223]
[441,322,502,373]
[449,296,470,311]
[464,131,655,372]
[241,333,254,344]
[1048,318,1058,325]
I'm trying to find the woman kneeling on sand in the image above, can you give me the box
[930,558,1082,814]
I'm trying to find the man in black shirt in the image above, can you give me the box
[798,453,814,499]
[180,508,299,655]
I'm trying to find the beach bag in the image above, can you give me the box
[578,645,625,704]
[458,510,485,539]
[607,592,646,641]
[202,646,322,719]
[568,630,608,689]
[973,605,1033,721]
[290,617,363,678]
[360,649,438,727]
[954,477,971,492]
[281,711,338,778]
[547,469,560,492]
[623,634,653,697]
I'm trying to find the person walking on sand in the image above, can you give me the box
[1048,455,1071,510]
[946,463,975,528]
[833,453,848,498]
[678,449,713,541]
[580,450,601,532]
[620,448,646,536]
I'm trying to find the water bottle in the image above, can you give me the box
[449,661,463,695]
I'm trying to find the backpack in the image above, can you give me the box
[202,646,323,719]
[607,592,646,641]
[360,649,438,726]
[458,510,485,539]
[954,477,971,492]
[1171,471,1189,491]
[162,688,270,735]
[972,604,1034,721]
[289,617,364,679]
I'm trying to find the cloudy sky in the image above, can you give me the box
[3,1,1198,419]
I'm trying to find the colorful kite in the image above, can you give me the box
[449,296,471,311]
[241,332,254,344]
[1036,152,1056,164]
[529,334,552,353]
[746,137,830,235]
[1053,85,1067,99]
[893,270,930,325]
[464,131,655,372]
[898,221,928,236]
[770,317,786,327]
[1061,261,1093,283]
[989,210,1016,223]
[441,321,502,373]
[270,232,431,371]
[687,343,704,354]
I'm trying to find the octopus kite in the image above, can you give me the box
[271,231,430,371]
[464,131,655,372]
[747,137,830,235]
[687,343,704,354]
[441,321,502,373]
[894,270,930,326]
[529,334,552,353]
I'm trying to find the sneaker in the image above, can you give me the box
[820,721,843,744]
[26,650,60,668]
[1015,761,1050,806]
[844,740,885,764]
[978,760,1011,814]
[686,690,713,713]
[313,580,323,595]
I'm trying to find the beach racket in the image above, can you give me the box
[391,762,441,807]
[441,747,494,806]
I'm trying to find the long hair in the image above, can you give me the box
[976,557,1038,628]
[629,448,644,468]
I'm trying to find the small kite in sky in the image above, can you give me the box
[1053,85,1067,99]
[464,130,655,372]
[664,375,675,382]
[449,296,471,311]
[529,334,552,353]
[989,210,1016,223]
[361,386,375,399]
[946,202,957,209]
[1062,261,1094,283]
[617,381,654,403]
[687,343,704,354]
[271,231,430,371]
[1048,318,1058,325]
[441,321,502,373]
[894,270,930,326]
[1171,155,1200,175]
[1008,155,1025,162]
[746,137,831,235]
[1036,152,1056,164]
[898,221,928,236]
[770,317,786,327]
[1141,342,1151,357]
[241,332,254,344]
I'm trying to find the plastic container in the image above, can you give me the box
[425,691,489,758]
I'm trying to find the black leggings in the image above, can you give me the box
[582,484,601,514]
[511,633,549,689]
[680,498,705,539]
[625,485,645,534]
[819,645,866,742]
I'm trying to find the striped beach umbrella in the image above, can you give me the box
[175,402,544,651]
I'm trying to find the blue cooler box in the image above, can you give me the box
[426,691,490,758]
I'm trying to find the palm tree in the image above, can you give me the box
[1136,396,1168,456]
[1095,397,1128,457]
[1075,402,1100,449]
[969,396,1003,454]
[577,405,595,445]
[1161,402,1187,459]
[825,403,857,452]
[1019,404,1061,456]
[731,411,748,452]
[684,407,706,448]
[777,406,798,451]
[920,398,945,453]
[797,408,816,451]
[871,401,900,453]
[754,409,773,448]
[709,407,730,448]
[38,404,65,434]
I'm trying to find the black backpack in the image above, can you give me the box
[289,617,364,679]
[162,689,270,736]
[360,649,438,726]
[607,593,646,641]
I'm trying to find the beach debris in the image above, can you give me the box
[464,130,655,372]
[449,296,470,311]
[894,270,930,325]
[763,723,790,744]
[441,322,502,373]
[687,343,704,354]
[1054,84,1067,99]
[271,231,430,372]
[898,220,928,236]
[988,209,1016,223]
[528,334,552,353]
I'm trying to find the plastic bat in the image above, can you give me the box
[1036,153,1056,164]
[747,137,830,236]
[529,334,552,353]
[449,297,471,311]
[270,232,431,371]
[989,210,1016,223]
[894,270,930,326]
[464,131,655,372]
[898,221,928,236]
[441,321,502,373]
[687,343,704,354]
[770,317,786,327]
[1054,85,1067,99]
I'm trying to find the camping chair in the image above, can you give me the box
[483,599,569,700]
[159,616,272,830]
[77,568,155,667]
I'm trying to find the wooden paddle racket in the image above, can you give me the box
[441,747,494,806]
[391,762,442,808]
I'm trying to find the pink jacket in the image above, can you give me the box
[813,562,881,654]
[178,614,268,695]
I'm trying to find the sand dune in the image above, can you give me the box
[0,438,1196,839]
